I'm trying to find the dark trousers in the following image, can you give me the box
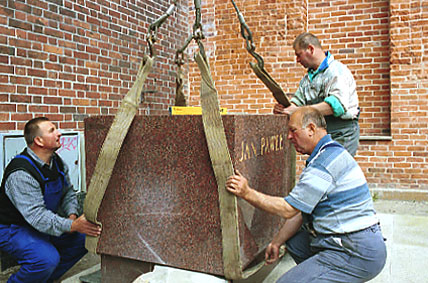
[0,224,87,283]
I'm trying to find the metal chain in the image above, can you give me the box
[230,0,264,69]
[173,0,208,106]
[175,0,206,63]
[175,34,193,66]
[192,0,207,60]
[147,0,178,57]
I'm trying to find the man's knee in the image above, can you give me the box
[8,248,60,283]
[29,247,60,274]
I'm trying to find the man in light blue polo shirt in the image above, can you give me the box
[274,32,360,156]
[226,107,386,282]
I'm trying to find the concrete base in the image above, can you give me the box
[101,255,153,283]
[134,265,228,283]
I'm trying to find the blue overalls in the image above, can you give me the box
[0,155,87,283]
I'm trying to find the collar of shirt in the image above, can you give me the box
[26,147,53,169]
[305,134,333,167]
[307,51,331,82]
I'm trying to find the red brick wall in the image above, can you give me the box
[360,0,428,199]
[186,0,428,199]
[188,0,390,136]
[0,0,427,198]
[308,0,391,137]
[0,0,187,130]
[187,0,306,113]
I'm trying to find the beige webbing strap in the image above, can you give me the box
[249,62,291,107]
[194,51,242,279]
[195,51,286,280]
[83,55,154,253]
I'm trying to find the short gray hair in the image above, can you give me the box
[293,32,322,50]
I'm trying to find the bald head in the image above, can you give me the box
[288,107,327,155]
[298,107,327,130]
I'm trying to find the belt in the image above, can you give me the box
[316,223,380,238]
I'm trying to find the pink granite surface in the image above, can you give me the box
[85,115,294,276]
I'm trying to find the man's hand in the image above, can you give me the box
[70,214,102,237]
[68,214,77,220]
[265,242,283,265]
[273,103,298,115]
[226,170,251,198]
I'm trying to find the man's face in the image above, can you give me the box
[287,113,312,154]
[294,46,313,69]
[36,121,62,151]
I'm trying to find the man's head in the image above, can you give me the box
[293,32,324,70]
[24,117,62,152]
[287,107,327,155]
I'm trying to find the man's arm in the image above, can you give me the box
[310,101,334,116]
[265,213,303,264]
[225,170,299,219]
[5,170,73,236]
[274,102,333,116]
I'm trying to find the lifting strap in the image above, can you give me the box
[187,1,243,278]
[195,50,241,279]
[83,1,177,253]
[193,2,287,278]
[250,62,291,107]
[84,55,154,252]
[230,0,290,107]
[196,46,286,281]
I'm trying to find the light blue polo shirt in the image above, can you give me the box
[285,135,378,234]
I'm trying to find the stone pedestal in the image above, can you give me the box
[84,115,295,281]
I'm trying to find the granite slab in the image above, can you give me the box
[84,115,295,276]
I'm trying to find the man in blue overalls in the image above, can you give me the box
[0,117,101,283]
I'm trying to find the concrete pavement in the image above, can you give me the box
[255,200,428,283]
[2,200,427,282]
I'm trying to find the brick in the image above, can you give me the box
[59,89,76,97]
[11,113,33,121]
[0,64,14,73]
[27,69,47,78]
[9,19,32,31]
[16,104,27,112]
[10,94,32,103]
[28,50,48,60]
[60,7,76,18]
[0,45,15,55]
[43,44,64,55]
[0,103,16,111]
[0,122,15,131]
[28,87,48,95]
